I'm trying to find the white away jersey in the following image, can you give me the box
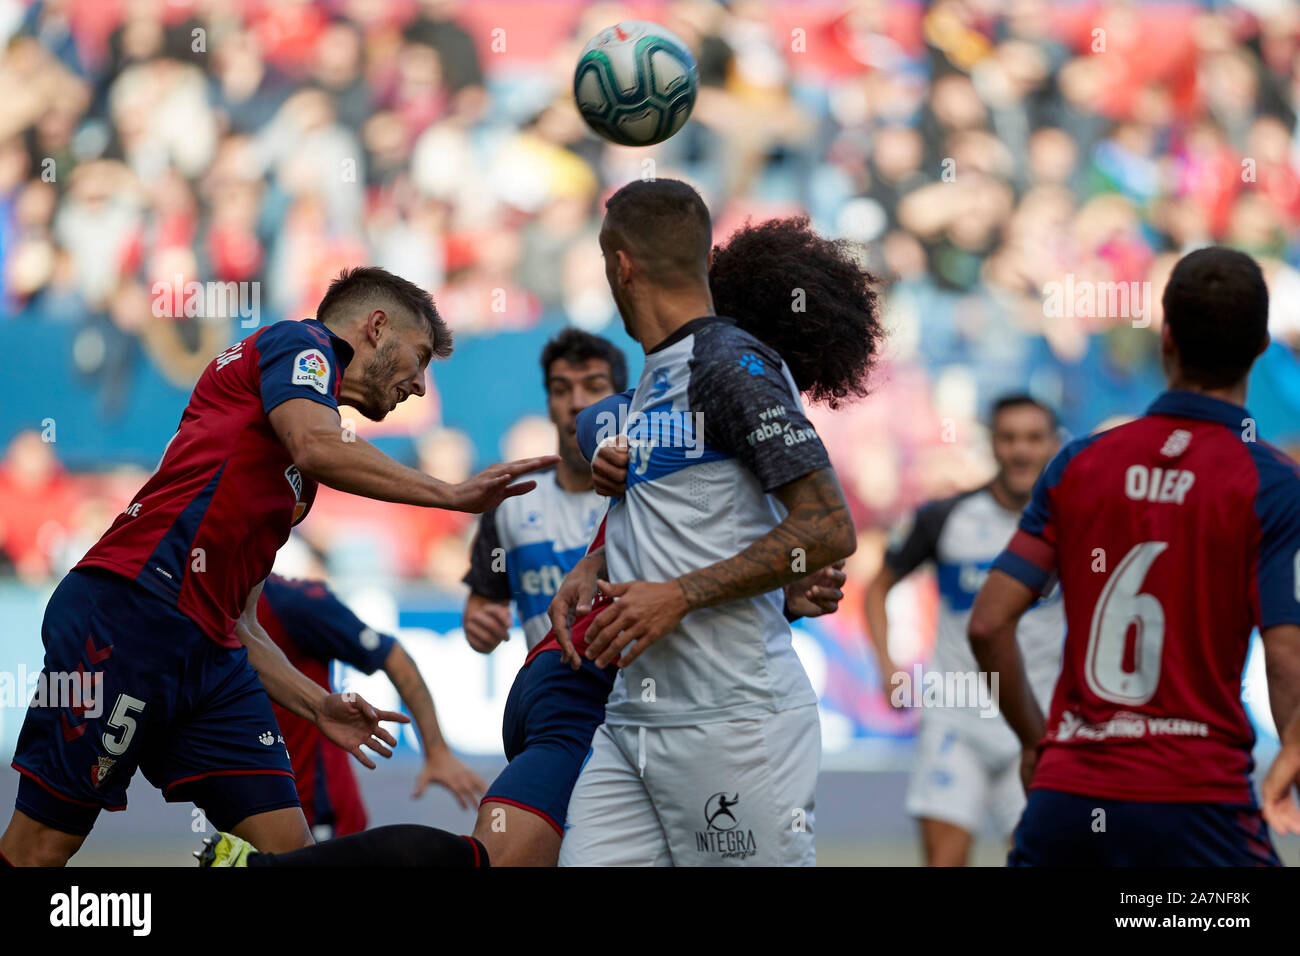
[884,486,1065,747]
[600,316,833,726]
[463,468,604,649]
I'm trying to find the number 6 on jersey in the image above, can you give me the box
[1085,541,1168,705]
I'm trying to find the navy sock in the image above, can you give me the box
[247,825,489,867]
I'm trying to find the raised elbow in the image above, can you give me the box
[285,429,331,481]
[967,606,1000,654]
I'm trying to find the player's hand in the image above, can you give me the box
[413,745,488,810]
[584,579,689,669]
[442,456,560,513]
[549,550,605,670]
[592,437,629,498]
[784,560,847,618]
[314,692,410,770]
[879,657,907,709]
[464,602,513,653]
[1261,742,1300,835]
[1019,746,1039,796]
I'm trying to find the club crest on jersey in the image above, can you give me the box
[91,756,116,789]
[293,349,330,395]
[1160,429,1192,458]
[285,465,307,522]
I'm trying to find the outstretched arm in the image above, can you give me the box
[269,398,556,513]
[583,467,856,668]
[381,642,486,808]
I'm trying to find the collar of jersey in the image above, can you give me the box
[1145,389,1250,429]
[646,314,736,355]
[303,317,355,370]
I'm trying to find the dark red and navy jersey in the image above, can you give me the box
[258,574,396,835]
[77,319,353,647]
[993,390,1300,803]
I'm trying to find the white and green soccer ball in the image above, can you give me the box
[573,21,699,147]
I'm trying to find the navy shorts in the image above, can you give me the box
[1009,788,1281,866]
[482,649,616,834]
[12,568,298,836]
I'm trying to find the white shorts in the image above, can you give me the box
[558,704,821,867]
[904,721,1024,837]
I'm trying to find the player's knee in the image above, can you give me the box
[472,805,559,867]
[2,842,76,867]
[0,819,83,867]
[920,819,972,867]
[229,807,314,853]
[258,820,313,853]
[470,824,508,865]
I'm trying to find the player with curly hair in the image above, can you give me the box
[200,186,884,868]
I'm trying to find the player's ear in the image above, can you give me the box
[1159,320,1176,359]
[613,249,632,286]
[366,309,387,345]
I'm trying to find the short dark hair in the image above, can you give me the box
[540,327,627,392]
[316,266,453,359]
[990,393,1058,432]
[601,179,712,286]
[1162,247,1268,388]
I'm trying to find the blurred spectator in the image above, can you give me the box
[0,430,78,581]
[0,0,1297,602]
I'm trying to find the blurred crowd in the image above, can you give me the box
[1,0,1299,614]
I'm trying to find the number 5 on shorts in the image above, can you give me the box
[102,694,146,756]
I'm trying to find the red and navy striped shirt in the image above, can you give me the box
[993,390,1300,803]
[77,319,353,647]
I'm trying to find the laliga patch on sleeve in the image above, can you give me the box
[292,349,331,395]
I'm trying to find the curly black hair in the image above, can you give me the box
[708,216,883,408]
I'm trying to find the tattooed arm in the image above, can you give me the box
[677,468,855,611]
[381,642,487,809]
[583,467,855,667]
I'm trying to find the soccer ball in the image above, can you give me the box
[573,21,699,147]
